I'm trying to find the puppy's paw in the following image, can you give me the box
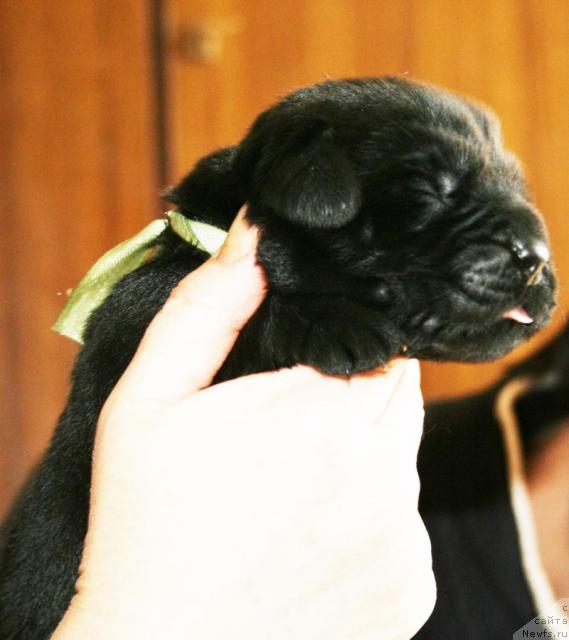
[267,295,402,376]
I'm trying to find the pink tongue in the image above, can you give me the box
[502,307,534,324]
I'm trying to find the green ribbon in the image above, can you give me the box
[53,210,227,344]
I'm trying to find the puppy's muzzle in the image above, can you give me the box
[453,204,552,309]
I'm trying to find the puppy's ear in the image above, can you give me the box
[162,146,244,229]
[253,121,361,229]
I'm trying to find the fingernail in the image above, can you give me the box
[214,206,259,263]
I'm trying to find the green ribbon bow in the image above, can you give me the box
[53,210,227,344]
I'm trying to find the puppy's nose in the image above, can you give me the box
[511,238,550,285]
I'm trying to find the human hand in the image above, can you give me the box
[53,209,435,640]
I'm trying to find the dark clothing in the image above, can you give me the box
[414,386,546,639]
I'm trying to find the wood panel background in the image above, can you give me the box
[0,0,161,518]
[1,0,568,517]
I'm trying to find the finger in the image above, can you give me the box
[185,359,418,429]
[375,359,424,452]
[340,358,421,422]
[336,359,424,466]
[108,208,266,408]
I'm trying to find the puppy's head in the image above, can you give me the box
[169,77,557,363]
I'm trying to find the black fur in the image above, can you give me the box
[0,77,557,638]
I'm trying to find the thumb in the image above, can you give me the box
[107,208,266,409]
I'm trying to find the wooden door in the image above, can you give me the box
[0,0,161,517]
[162,0,569,399]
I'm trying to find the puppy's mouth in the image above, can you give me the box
[501,306,534,325]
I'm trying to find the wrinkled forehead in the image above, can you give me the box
[354,95,511,175]
[350,116,491,177]
[349,119,526,203]
[379,78,503,141]
[379,96,500,151]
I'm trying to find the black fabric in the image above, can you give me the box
[413,387,542,639]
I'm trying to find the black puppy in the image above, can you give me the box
[0,77,557,638]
